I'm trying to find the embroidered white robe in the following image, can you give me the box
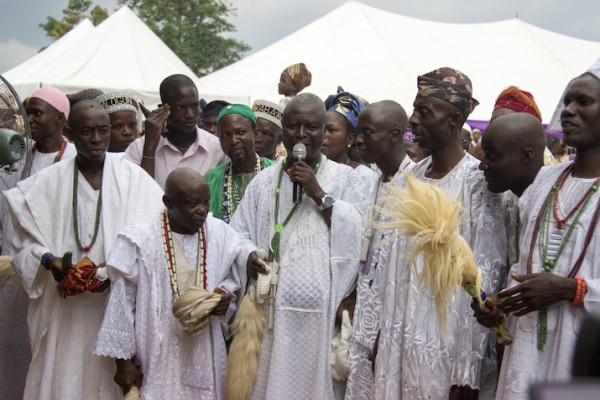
[345,155,413,400]
[94,213,247,400]
[370,154,506,399]
[230,156,372,400]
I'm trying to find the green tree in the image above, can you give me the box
[119,0,250,77]
[39,0,108,41]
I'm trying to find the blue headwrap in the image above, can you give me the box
[324,86,369,130]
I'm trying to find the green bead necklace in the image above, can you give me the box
[268,158,321,263]
[72,159,102,252]
[531,164,600,350]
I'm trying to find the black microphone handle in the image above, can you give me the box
[293,182,303,204]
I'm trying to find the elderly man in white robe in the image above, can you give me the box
[3,100,165,400]
[491,64,600,400]
[371,68,506,400]
[95,168,246,400]
[229,93,372,400]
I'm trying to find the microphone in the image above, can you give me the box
[292,143,307,204]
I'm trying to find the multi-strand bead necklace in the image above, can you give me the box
[161,210,206,296]
[526,164,600,350]
[221,154,263,223]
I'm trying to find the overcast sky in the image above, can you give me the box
[1,0,600,74]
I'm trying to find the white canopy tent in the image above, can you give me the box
[197,1,600,123]
[3,6,247,106]
[3,19,94,95]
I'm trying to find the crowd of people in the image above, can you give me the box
[0,58,598,400]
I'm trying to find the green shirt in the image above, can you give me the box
[204,157,275,222]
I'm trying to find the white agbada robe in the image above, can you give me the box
[372,154,506,399]
[496,162,600,400]
[345,156,412,400]
[0,144,76,400]
[94,214,247,400]
[3,153,164,400]
[230,156,372,400]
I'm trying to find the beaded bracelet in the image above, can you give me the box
[41,252,54,270]
[572,276,586,306]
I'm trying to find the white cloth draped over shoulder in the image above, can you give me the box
[3,153,165,400]
[94,214,247,400]
[230,156,373,400]
[496,162,600,400]
[371,154,506,400]
[0,142,75,400]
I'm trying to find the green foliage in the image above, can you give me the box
[119,0,251,77]
[39,0,108,41]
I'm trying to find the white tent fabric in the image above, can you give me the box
[197,1,600,122]
[3,19,94,96]
[4,7,247,106]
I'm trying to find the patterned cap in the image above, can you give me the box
[416,67,479,118]
[252,99,283,129]
[95,91,138,115]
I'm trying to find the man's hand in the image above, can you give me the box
[114,358,143,395]
[286,161,325,204]
[496,273,577,316]
[46,255,68,282]
[336,290,356,326]
[142,105,170,150]
[210,287,231,316]
[246,251,268,280]
[471,298,504,328]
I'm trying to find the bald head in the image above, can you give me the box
[163,168,210,233]
[480,113,546,196]
[355,100,408,173]
[367,100,408,133]
[485,113,546,156]
[164,168,208,198]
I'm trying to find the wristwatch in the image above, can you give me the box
[317,194,335,211]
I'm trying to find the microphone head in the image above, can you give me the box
[292,143,307,161]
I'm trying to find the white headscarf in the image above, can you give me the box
[547,56,600,132]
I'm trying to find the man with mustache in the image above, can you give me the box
[372,68,505,399]
[230,93,372,399]
[204,104,275,223]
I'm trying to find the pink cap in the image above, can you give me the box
[30,87,70,119]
